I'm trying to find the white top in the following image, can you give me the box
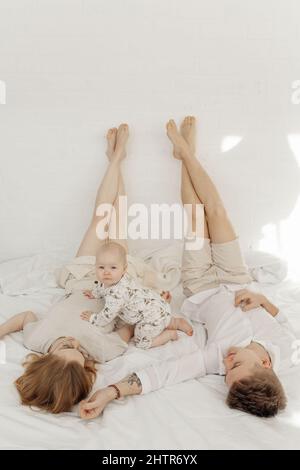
[137,284,297,394]
[22,292,128,363]
[89,273,171,327]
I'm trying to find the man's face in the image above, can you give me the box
[224,347,264,388]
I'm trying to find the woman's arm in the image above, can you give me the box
[0,311,37,339]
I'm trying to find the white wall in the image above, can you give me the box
[0,0,300,277]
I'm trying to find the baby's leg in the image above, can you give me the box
[167,316,194,336]
[0,311,37,339]
[116,324,134,343]
[134,321,178,349]
[150,329,178,348]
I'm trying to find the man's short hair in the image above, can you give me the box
[226,367,287,417]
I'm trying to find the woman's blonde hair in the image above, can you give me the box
[15,353,97,414]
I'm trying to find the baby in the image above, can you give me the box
[80,241,193,349]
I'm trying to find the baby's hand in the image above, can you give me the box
[161,290,172,303]
[83,290,95,299]
[80,310,93,321]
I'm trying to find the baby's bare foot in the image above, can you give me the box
[168,330,179,341]
[105,128,117,160]
[166,120,191,160]
[168,317,194,336]
[113,123,129,160]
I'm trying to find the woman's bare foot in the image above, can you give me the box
[166,120,191,160]
[112,123,129,161]
[167,316,194,336]
[105,127,118,160]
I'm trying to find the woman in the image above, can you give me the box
[0,124,142,413]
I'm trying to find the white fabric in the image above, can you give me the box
[0,253,68,296]
[1,253,300,449]
[57,251,182,296]
[137,283,297,394]
[0,248,287,296]
[22,292,128,363]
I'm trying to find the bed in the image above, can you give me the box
[0,248,300,450]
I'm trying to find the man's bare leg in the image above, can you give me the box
[167,118,236,244]
[178,116,209,240]
[76,124,129,257]
[0,311,37,339]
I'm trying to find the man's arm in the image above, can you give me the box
[235,289,279,316]
[260,296,279,317]
[79,349,206,420]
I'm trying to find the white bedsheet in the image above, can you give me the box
[0,255,300,450]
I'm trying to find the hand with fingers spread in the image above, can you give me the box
[83,290,95,299]
[80,310,93,322]
[160,290,172,303]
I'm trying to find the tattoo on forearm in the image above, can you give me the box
[123,373,142,389]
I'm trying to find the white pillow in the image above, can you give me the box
[0,246,287,296]
[0,253,68,295]
[244,250,288,284]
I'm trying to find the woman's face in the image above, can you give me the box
[49,337,85,366]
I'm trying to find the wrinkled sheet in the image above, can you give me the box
[0,254,300,450]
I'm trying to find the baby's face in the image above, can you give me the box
[96,251,126,286]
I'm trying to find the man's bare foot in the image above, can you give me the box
[166,120,191,160]
[168,317,194,336]
[173,116,196,160]
[180,116,196,154]
[105,127,118,160]
[112,123,129,161]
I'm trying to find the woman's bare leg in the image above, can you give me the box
[167,118,236,244]
[105,128,128,253]
[0,311,37,339]
[76,124,129,257]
